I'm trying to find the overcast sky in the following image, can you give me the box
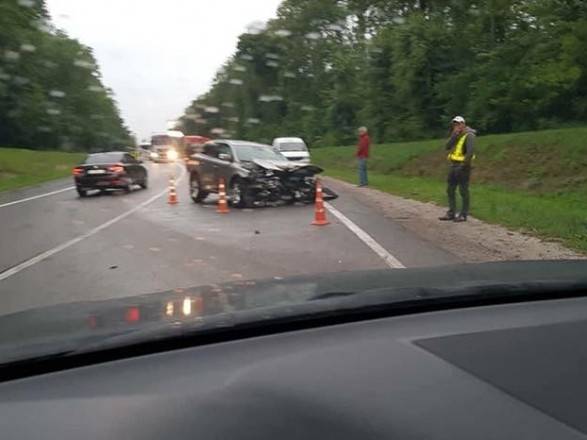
[46,0,282,142]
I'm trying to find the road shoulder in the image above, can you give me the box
[324,177,584,262]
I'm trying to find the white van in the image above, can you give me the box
[272,137,310,163]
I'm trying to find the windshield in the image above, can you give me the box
[0,0,586,367]
[277,142,307,152]
[84,153,123,164]
[234,144,287,162]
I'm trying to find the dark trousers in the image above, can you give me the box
[447,164,471,216]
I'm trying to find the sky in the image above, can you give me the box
[45,0,283,142]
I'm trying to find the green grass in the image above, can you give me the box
[312,127,587,253]
[0,148,85,192]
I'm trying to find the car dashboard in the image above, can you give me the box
[1,295,587,439]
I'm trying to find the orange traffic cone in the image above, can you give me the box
[217,178,230,214]
[168,176,178,205]
[312,179,330,226]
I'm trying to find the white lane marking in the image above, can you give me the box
[0,186,74,209]
[325,202,405,269]
[0,166,185,282]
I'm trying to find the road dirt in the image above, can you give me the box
[324,177,585,263]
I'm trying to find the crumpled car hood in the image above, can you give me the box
[252,159,323,174]
[252,159,297,171]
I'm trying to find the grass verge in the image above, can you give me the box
[313,127,587,254]
[0,148,84,192]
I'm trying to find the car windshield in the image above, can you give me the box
[277,142,306,152]
[234,144,287,162]
[0,0,586,366]
[84,153,123,164]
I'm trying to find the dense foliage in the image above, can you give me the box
[0,0,131,151]
[178,0,587,146]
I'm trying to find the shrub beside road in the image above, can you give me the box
[313,127,587,253]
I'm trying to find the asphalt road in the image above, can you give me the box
[0,162,459,315]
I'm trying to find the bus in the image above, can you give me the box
[150,132,184,162]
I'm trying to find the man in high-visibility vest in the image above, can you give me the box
[439,116,476,222]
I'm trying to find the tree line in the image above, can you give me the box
[0,0,131,151]
[178,0,587,146]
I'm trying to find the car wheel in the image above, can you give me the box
[190,173,208,203]
[76,187,88,198]
[230,178,253,209]
[139,175,148,189]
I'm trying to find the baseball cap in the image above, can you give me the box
[452,116,466,124]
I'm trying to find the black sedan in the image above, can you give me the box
[73,152,148,197]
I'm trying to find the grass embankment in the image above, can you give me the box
[312,127,587,253]
[0,148,84,192]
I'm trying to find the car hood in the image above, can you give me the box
[1,260,587,369]
[251,158,319,172]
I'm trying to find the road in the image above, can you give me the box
[0,162,459,315]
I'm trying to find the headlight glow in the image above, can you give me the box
[150,152,159,159]
[167,149,178,161]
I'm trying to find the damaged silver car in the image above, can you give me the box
[186,140,337,208]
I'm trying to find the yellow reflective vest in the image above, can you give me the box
[448,133,474,162]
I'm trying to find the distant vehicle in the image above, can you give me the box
[150,133,183,162]
[272,137,310,163]
[137,143,152,161]
[187,140,335,208]
[184,135,210,159]
[72,152,148,197]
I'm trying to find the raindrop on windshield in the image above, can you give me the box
[265,53,279,60]
[305,32,321,40]
[274,29,292,37]
[73,59,93,69]
[4,51,20,62]
[240,54,254,61]
[392,16,406,24]
[49,90,66,98]
[246,118,260,125]
[227,117,239,123]
[246,21,266,35]
[32,18,52,33]
[0,72,10,81]
[46,108,61,116]
[20,43,36,53]
[326,24,344,32]
[233,65,246,72]
[13,76,30,85]
[204,106,219,114]
[17,0,35,7]
[195,118,207,124]
[88,85,102,92]
[229,78,244,85]
[221,102,235,108]
[37,126,52,132]
[259,95,283,102]
[284,71,296,78]
[266,60,279,68]
[211,128,226,135]
[301,105,315,112]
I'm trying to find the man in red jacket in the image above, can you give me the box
[357,126,370,187]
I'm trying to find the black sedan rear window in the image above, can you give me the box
[84,153,123,164]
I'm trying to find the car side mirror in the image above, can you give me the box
[218,153,232,161]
